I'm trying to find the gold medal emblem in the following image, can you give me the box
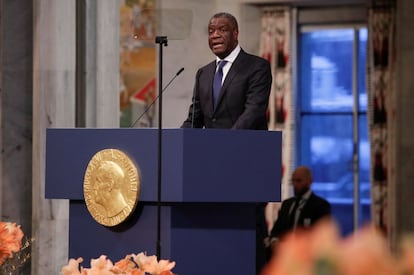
[83,149,140,227]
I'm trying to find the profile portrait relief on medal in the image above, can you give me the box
[83,149,140,227]
[93,161,128,218]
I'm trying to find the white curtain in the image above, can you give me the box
[259,7,293,232]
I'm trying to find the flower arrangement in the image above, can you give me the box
[0,222,32,275]
[61,252,176,275]
[262,219,414,275]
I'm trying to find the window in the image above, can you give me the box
[298,26,370,235]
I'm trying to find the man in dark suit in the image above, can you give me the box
[181,12,272,274]
[268,166,331,254]
[181,12,272,129]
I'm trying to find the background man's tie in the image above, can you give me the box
[213,60,228,108]
[288,196,302,229]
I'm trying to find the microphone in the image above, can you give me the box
[130,67,184,127]
[191,86,196,128]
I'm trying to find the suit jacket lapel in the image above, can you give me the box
[205,62,216,113]
[214,50,246,113]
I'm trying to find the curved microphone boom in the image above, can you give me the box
[130,67,184,128]
[191,87,196,128]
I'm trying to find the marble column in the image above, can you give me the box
[32,0,121,273]
[32,0,75,274]
[0,3,33,274]
[394,0,414,242]
[84,0,120,127]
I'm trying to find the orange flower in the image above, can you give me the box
[0,222,24,265]
[263,220,399,275]
[153,259,176,275]
[399,235,414,274]
[131,253,176,275]
[87,255,114,275]
[62,253,176,275]
[262,220,341,275]
[262,228,315,275]
[338,225,397,275]
[132,252,158,273]
[112,254,143,274]
[61,257,84,275]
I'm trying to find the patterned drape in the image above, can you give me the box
[367,3,396,236]
[259,8,293,232]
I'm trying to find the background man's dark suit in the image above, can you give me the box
[269,192,331,240]
[182,49,271,129]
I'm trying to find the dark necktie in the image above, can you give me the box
[213,60,228,108]
[288,196,302,228]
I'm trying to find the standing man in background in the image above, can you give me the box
[268,166,331,256]
[181,12,272,274]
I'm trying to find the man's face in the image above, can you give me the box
[94,173,112,206]
[208,16,238,59]
[291,169,311,197]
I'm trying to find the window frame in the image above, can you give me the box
[294,7,370,233]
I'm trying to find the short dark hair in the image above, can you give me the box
[211,12,238,31]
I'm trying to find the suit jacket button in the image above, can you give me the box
[212,118,216,122]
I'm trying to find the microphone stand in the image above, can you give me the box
[155,35,167,260]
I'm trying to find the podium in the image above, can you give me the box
[45,128,281,274]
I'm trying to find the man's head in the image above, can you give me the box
[94,161,125,207]
[208,12,239,59]
[291,166,313,197]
